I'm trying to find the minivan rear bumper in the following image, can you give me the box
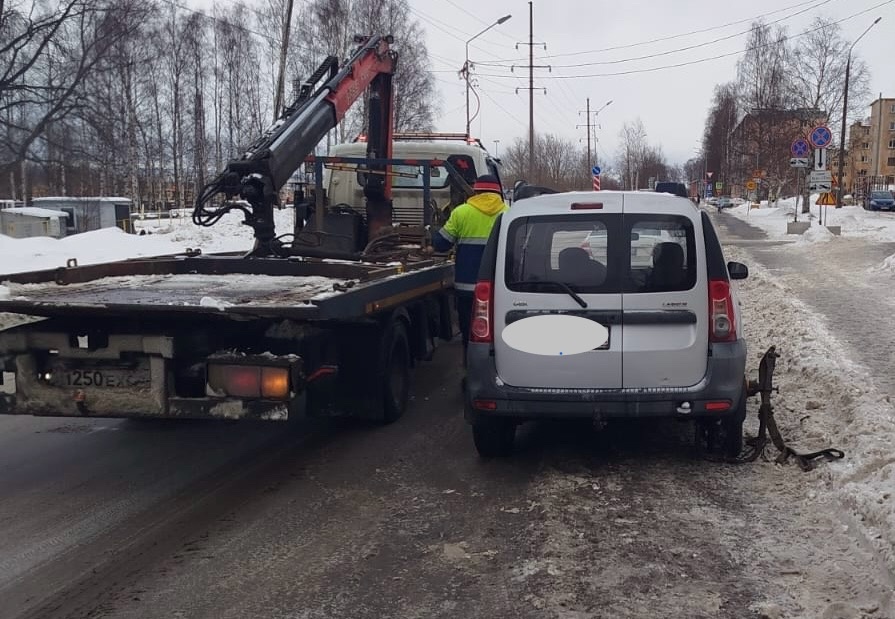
[464,340,747,423]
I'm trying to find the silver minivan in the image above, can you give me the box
[463,190,749,457]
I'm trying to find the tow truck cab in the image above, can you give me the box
[323,137,504,226]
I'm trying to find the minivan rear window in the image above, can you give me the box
[504,213,696,294]
[627,217,696,292]
[505,214,618,294]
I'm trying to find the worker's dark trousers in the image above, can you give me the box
[455,291,473,365]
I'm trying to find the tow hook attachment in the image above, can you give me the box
[740,345,845,471]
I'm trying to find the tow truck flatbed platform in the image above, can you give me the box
[0,252,453,322]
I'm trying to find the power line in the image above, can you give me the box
[408,6,513,56]
[441,0,526,43]
[478,89,528,130]
[474,0,893,80]
[469,0,841,64]
[475,0,836,69]
[158,0,279,44]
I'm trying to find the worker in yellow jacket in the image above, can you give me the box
[432,175,508,357]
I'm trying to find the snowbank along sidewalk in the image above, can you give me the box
[727,245,895,589]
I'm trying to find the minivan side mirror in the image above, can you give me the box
[728,261,748,280]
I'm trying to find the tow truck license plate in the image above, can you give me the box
[47,363,151,389]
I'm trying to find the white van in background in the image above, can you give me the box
[322,136,504,226]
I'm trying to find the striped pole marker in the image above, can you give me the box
[592,174,601,191]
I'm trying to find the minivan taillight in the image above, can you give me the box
[709,279,736,342]
[470,281,494,343]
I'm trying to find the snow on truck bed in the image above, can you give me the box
[0,273,346,310]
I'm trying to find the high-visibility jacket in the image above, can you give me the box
[432,192,507,292]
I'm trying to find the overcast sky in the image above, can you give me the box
[411,0,895,167]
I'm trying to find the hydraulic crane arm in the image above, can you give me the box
[193,35,397,257]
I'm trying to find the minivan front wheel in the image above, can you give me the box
[472,417,516,457]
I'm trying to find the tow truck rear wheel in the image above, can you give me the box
[379,319,411,424]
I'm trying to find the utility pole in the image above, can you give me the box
[579,98,592,168]
[577,98,612,171]
[512,2,548,181]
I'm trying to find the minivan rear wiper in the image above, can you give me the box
[510,280,588,308]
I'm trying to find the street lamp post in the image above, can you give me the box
[493,139,500,158]
[837,16,881,208]
[464,15,512,140]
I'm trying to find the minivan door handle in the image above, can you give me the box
[622,310,697,325]
[504,310,622,326]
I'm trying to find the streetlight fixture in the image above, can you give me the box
[837,16,881,208]
[493,139,500,158]
[464,14,512,139]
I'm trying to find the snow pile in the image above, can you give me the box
[726,199,801,237]
[0,285,8,300]
[0,209,295,276]
[199,297,234,310]
[874,253,895,273]
[728,198,895,242]
[729,245,895,573]
[795,223,835,245]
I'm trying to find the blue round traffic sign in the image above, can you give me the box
[791,138,810,158]
[809,126,832,149]
[592,165,601,176]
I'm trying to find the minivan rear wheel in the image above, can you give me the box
[472,418,516,457]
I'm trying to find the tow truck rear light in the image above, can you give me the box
[571,202,604,210]
[708,279,736,342]
[470,280,494,343]
[705,400,731,411]
[207,364,291,400]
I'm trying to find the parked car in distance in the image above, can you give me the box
[718,197,734,209]
[864,190,895,211]
[706,197,719,206]
[464,190,750,458]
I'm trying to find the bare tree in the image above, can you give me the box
[617,119,647,190]
[786,15,871,137]
[737,21,792,112]
[0,0,143,185]
[702,83,738,189]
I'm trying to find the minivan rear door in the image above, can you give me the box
[621,193,708,388]
[493,194,624,389]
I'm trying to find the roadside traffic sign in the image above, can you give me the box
[592,165,601,176]
[715,181,722,190]
[791,138,810,158]
[809,170,832,184]
[814,147,828,170]
[746,180,757,190]
[790,157,809,167]
[816,192,836,206]
[809,125,833,149]
[706,171,713,179]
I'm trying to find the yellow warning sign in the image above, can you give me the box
[745,180,757,191]
[816,192,836,206]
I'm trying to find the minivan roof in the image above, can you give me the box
[508,190,698,216]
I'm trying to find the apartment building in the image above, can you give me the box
[868,97,895,181]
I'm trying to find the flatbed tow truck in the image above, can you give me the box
[0,35,473,423]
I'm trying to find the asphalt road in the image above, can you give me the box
[1,219,893,618]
